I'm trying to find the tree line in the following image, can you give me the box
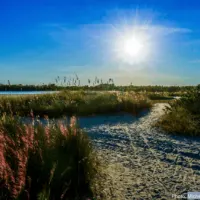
[0,83,198,93]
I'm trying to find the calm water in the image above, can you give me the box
[22,110,148,142]
[0,91,58,95]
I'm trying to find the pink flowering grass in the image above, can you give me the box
[0,114,98,200]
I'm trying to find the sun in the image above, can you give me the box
[122,36,144,57]
[96,11,155,65]
[112,29,150,65]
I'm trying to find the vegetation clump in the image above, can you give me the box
[157,85,200,136]
[0,114,99,200]
[0,91,152,118]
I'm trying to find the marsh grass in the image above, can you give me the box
[0,91,152,118]
[0,114,99,200]
[156,86,200,136]
[147,93,175,100]
[157,105,200,135]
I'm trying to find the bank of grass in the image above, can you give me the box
[0,114,100,200]
[156,86,200,136]
[0,91,152,118]
[147,93,175,101]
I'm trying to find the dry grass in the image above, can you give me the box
[0,91,152,118]
[156,87,200,136]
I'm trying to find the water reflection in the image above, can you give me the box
[0,91,58,95]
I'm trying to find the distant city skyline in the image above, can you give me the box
[0,0,200,85]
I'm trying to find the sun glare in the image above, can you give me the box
[113,28,150,64]
[105,12,154,65]
[123,36,144,57]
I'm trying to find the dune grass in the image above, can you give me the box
[0,114,99,200]
[0,91,152,118]
[156,86,200,136]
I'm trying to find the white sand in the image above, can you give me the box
[89,103,200,199]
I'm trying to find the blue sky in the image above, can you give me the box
[0,0,200,85]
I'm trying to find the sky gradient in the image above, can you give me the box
[0,0,200,85]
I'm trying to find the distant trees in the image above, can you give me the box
[0,83,196,92]
[0,75,198,92]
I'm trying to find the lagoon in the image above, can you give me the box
[0,91,58,95]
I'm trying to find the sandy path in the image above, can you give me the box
[83,103,200,200]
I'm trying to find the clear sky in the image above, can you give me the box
[0,0,200,85]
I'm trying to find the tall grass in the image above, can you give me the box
[0,114,99,200]
[147,92,175,100]
[0,91,152,118]
[156,85,200,136]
